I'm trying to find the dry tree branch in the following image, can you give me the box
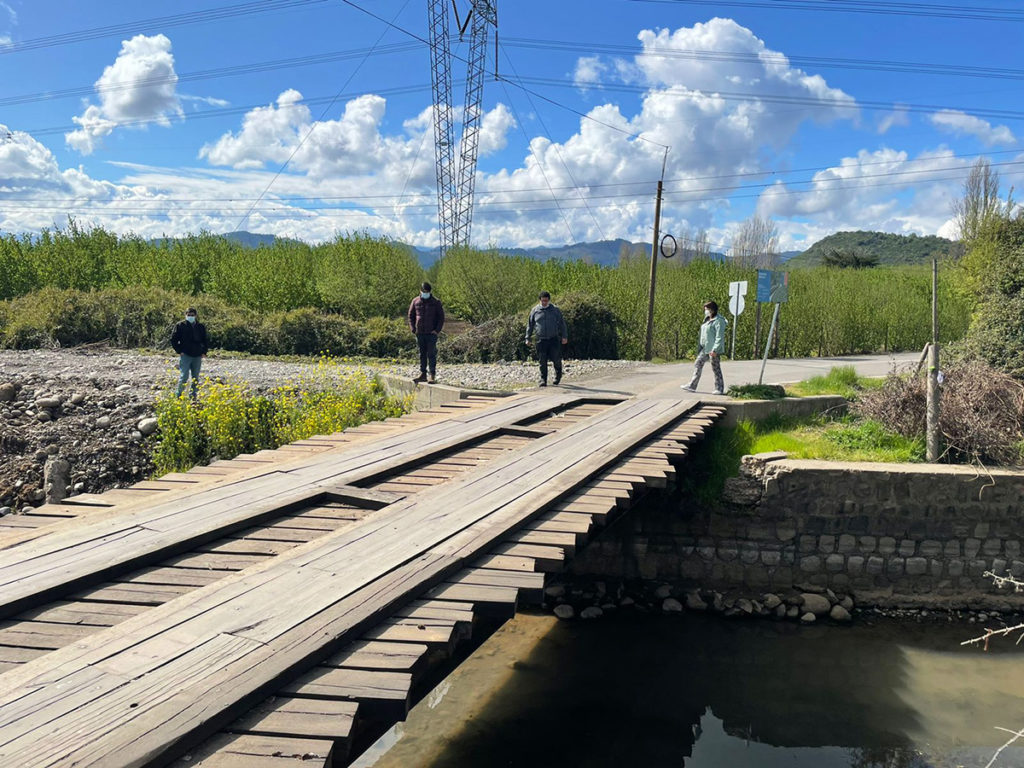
[985,726,1024,768]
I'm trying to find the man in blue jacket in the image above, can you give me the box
[525,291,568,387]
[170,307,209,398]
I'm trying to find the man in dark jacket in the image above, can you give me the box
[408,282,445,384]
[170,306,209,398]
[525,291,568,387]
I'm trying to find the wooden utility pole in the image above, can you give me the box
[644,150,668,361]
[926,256,940,461]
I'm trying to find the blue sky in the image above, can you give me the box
[1,0,1022,252]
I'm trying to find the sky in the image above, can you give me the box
[1,0,1023,253]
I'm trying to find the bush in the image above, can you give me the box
[727,384,786,400]
[558,292,618,359]
[441,314,528,363]
[855,360,1024,465]
[358,316,416,358]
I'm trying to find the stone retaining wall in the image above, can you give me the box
[572,454,1024,610]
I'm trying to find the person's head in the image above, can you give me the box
[185,307,198,324]
[539,291,551,307]
[703,301,718,318]
[420,282,432,299]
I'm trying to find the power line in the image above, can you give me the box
[504,36,1024,82]
[0,0,330,56]
[626,0,1024,23]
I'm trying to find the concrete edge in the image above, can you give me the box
[378,373,516,410]
[719,395,848,428]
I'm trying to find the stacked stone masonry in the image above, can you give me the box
[573,455,1024,610]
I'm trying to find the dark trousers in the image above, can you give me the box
[536,337,563,382]
[417,333,438,375]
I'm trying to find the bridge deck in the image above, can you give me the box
[0,392,723,767]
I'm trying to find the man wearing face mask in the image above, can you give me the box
[408,282,445,384]
[171,307,209,398]
[681,300,727,395]
[525,291,568,387]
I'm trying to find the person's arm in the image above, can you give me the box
[558,308,568,343]
[200,324,209,355]
[408,299,417,333]
[434,300,445,334]
[171,323,183,353]
[709,319,722,356]
[525,308,535,345]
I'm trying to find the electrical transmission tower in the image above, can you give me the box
[427,0,497,259]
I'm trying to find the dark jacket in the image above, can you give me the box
[525,303,568,342]
[408,295,445,334]
[171,320,209,357]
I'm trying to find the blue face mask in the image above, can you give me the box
[420,292,431,300]
[186,315,196,324]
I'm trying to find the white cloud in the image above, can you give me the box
[574,56,607,87]
[878,105,910,134]
[66,34,184,155]
[478,103,515,156]
[929,109,1015,146]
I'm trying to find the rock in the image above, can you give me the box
[29,488,45,502]
[116,384,132,392]
[0,507,10,516]
[775,604,787,619]
[685,591,708,611]
[544,585,565,598]
[96,416,112,428]
[553,604,575,620]
[662,598,683,613]
[721,475,763,505]
[45,444,59,455]
[830,605,852,622]
[654,584,673,599]
[786,605,800,619]
[35,411,51,423]
[839,596,854,611]
[73,482,85,493]
[34,450,48,462]
[137,417,159,436]
[619,596,635,607]
[0,383,15,402]
[762,593,782,610]
[800,593,832,617]
[580,606,603,620]
[44,458,71,504]
[711,592,724,612]
[70,393,86,405]
[737,598,754,614]
[800,612,817,624]
[35,397,61,410]
[826,588,839,604]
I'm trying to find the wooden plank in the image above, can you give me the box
[121,566,228,588]
[425,583,518,617]
[281,668,411,720]
[177,733,335,767]
[160,552,271,571]
[490,542,566,572]
[11,600,145,627]
[232,527,322,544]
[226,696,357,741]
[450,568,545,604]
[472,554,537,573]
[0,646,46,664]
[322,641,429,673]
[70,582,190,605]
[0,620,97,650]
[505,529,579,552]
[393,600,476,624]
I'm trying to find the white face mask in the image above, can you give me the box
[704,309,712,318]
[421,292,431,300]
[186,315,197,323]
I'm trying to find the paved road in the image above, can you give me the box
[557,351,920,399]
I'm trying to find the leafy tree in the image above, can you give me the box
[953,157,1013,246]
[822,248,879,269]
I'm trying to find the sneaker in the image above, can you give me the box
[539,380,548,387]
[427,374,436,384]
[680,384,696,392]
[413,373,427,383]
[713,389,725,396]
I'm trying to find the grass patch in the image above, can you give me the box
[787,365,885,400]
[152,359,412,474]
[726,383,786,400]
[682,412,925,507]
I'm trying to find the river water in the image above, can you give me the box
[358,611,1024,768]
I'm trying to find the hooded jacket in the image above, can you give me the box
[171,319,209,357]
[698,314,728,355]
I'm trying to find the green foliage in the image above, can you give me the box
[441,314,528,363]
[727,384,786,400]
[152,364,410,474]
[787,365,885,400]
[791,230,961,267]
[557,292,618,359]
[821,248,879,269]
[316,234,424,319]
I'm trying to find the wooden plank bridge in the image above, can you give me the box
[0,391,723,767]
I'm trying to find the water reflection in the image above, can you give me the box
[362,612,1024,768]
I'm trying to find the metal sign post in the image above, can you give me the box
[728,280,747,359]
[755,271,788,384]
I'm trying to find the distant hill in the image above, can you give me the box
[789,231,961,267]
[415,239,731,267]
[221,231,304,248]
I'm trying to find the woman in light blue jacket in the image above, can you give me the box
[681,301,728,395]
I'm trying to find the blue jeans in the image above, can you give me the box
[177,354,202,398]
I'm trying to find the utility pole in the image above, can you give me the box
[644,149,668,361]
[927,256,940,461]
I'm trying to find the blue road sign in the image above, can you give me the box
[756,270,789,303]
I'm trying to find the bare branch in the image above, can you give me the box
[985,726,1024,768]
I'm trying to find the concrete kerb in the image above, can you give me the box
[378,373,515,409]
[719,395,848,428]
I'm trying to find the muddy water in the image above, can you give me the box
[357,612,1024,768]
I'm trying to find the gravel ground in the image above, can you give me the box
[0,348,646,512]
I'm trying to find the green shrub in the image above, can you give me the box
[358,316,416,358]
[441,314,528,363]
[727,383,786,400]
[558,292,618,359]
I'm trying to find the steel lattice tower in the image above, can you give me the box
[427,0,496,259]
